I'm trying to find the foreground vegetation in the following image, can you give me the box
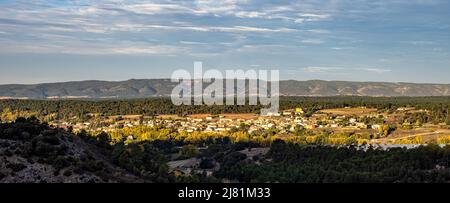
[2,118,450,183]
[218,140,450,183]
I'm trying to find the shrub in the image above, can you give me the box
[222,152,247,168]
[63,170,73,177]
[199,158,215,169]
[179,145,199,159]
[0,171,5,180]
[6,163,27,172]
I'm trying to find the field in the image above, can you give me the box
[319,107,378,116]
[156,115,184,120]
[375,126,450,143]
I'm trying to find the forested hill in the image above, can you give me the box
[1,79,450,99]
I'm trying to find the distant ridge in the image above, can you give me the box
[0,79,450,99]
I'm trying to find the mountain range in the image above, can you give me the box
[0,79,449,99]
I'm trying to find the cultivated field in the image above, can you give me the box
[320,107,378,116]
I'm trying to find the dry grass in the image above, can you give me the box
[156,115,184,119]
[188,114,212,119]
[371,127,450,143]
[220,113,258,119]
[320,107,377,116]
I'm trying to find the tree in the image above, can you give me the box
[379,124,396,137]
[179,145,199,159]
[199,158,215,169]
[96,132,111,148]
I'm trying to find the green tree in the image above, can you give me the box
[179,145,199,159]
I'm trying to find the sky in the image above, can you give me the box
[0,0,449,84]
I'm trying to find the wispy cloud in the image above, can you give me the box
[300,39,325,44]
[179,41,208,45]
[235,11,266,18]
[408,41,435,45]
[1,0,450,83]
[299,13,331,21]
[307,29,330,34]
[301,67,392,74]
[0,0,449,75]
[0,0,305,56]
[0,41,186,56]
[303,66,343,73]
[356,68,392,73]
[113,24,296,33]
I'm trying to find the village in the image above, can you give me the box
[57,108,348,131]
[51,107,406,137]
[42,105,450,147]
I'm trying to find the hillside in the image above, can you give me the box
[0,118,142,183]
[0,79,450,99]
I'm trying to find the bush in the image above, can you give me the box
[6,163,27,172]
[54,156,70,170]
[222,152,247,168]
[39,132,60,145]
[179,145,199,159]
[199,158,215,169]
[63,170,73,177]
[81,160,105,173]
[0,171,5,180]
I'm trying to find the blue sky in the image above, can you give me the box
[0,0,449,84]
